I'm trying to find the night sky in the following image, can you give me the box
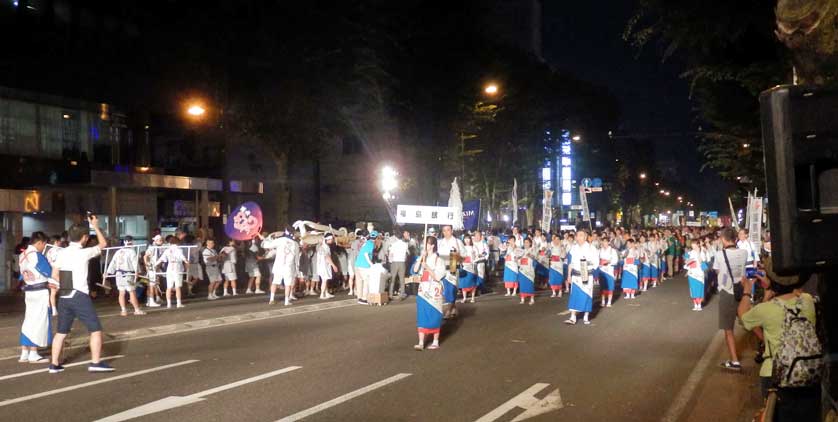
[542,0,731,210]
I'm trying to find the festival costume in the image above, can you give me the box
[473,239,489,286]
[202,248,223,283]
[156,245,187,288]
[517,247,537,298]
[547,243,565,292]
[19,246,54,347]
[220,246,237,281]
[106,247,138,291]
[568,242,598,313]
[458,245,478,292]
[685,250,707,300]
[261,236,300,287]
[415,254,445,334]
[598,247,619,294]
[621,249,640,293]
[503,248,521,289]
[437,236,464,305]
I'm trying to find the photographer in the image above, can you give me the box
[713,227,748,371]
[48,215,113,374]
[738,257,820,421]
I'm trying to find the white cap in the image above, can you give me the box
[152,234,163,242]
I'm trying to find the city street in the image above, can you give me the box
[0,277,724,421]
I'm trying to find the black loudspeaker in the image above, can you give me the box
[760,85,838,274]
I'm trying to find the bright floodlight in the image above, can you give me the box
[502,214,510,222]
[484,84,499,95]
[639,173,647,179]
[380,166,398,193]
[572,135,581,141]
[187,105,206,116]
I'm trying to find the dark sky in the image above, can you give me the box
[542,0,731,210]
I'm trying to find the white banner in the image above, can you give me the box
[542,190,553,232]
[512,178,518,224]
[579,186,590,221]
[748,196,763,249]
[396,205,457,225]
[686,221,703,227]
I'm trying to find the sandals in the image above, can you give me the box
[720,360,742,371]
[413,344,424,351]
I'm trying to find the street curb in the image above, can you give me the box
[0,299,358,360]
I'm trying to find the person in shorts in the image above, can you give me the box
[220,239,238,296]
[244,238,264,294]
[105,236,145,316]
[49,216,114,373]
[156,236,189,309]
[203,239,223,300]
[713,227,749,371]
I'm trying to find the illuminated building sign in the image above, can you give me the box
[560,131,572,206]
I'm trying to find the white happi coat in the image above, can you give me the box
[107,247,138,285]
[548,242,565,274]
[156,245,187,278]
[472,239,489,278]
[19,245,54,347]
[262,236,300,283]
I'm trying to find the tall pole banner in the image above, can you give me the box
[512,178,518,225]
[580,186,590,222]
[728,197,739,230]
[748,196,763,249]
[542,189,553,232]
[462,199,481,232]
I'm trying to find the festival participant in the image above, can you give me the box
[18,232,55,363]
[511,226,524,248]
[685,242,707,311]
[315,234,339,299]
[353,230,378,305]
[106,237,145,316]
[156,236,189,309]
[534,230,549,289]
[346,231,365,296]
[202,239,223,300]
[517,237,537,305]
[219,240,238,296]
[621,239,640,299]
[143,235,164,307]
[244,238,264,294]
[649,234,661,288]
[387,231,409,300]
[473,231,489,290]
[503,237,520,296]
[458,235,478,303]
[50,217,114,373]
[436,225,464,319]
[565,231,599,325]
[413,236,446,351]
[186,235,203,296]
[299,243,315,296]
[598,238,619,308]
[547,234,565,298]
[46,235,62,316]
[638,235,651,292]
[261,230,300,306]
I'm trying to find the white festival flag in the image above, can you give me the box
[448,178,464,231]
[542,189,553,232]
[512,178,518,224]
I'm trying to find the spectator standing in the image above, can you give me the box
[387,232,409,300]
[713,227,749,371]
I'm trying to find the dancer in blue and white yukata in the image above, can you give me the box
[565,231,599,325]
[598,238,619,308]
[621,239,641,299]
[547,235,566,298]
[517,238,537,305]
[458,235,478,303]
[472,231,489,291]
[684,242,707,311]
[437,225,464,319]
[502,237,521,296]
[414,236,446,351]
[18,232,55,364]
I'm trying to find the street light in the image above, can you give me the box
[484,83,499,95]
[380,166,399,193]
[187,104,206,117]
[572,135,582,141]
[639,173,647,179]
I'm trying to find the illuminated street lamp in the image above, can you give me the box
[380,166,399,193]
[639,173,647,179]
[659,190,666,194]
[484,83,499,95]
[187,104,206,117]
[664,191,671,196]
[572,135,582,141]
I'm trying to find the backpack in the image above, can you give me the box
[771,297,824,388]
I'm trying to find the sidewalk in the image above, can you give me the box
[675,326,764,422]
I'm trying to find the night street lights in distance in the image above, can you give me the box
[484,83,499,95]
[639,172,647,180]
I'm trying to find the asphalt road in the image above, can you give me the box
[0,276,721,422]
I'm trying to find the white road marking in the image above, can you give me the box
[95,366,302,422]
[276,373,412,422]
[660,330,724,422]
[0,360,198,408]
[0,355,124,381]
[474,383,563,422]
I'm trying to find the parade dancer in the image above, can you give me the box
[186,236,203,296]
[46,235,62,316]
[649,234,661,289]
[413,236,446,351]
[437,225,464,319]
[685,242,707,311]
[143,235,164,307]
[503,237,520,296]
[598,238,619,307]
[547,234,565,298]
[621,239,640,299]
[156,237,189,309]
[565,231,599,325]
[458,235,478,303]
[517,238,537,305]
[106,237,145,316]
[202,239,223,300]
[220,240,238,296]
[638,235,651,292]
[261,231,301,306]
[18,232,55,363]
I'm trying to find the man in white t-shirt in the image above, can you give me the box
[49,216,114,373]
[387,231,410,300]
[713,227,749,371]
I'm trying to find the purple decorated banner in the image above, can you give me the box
[225,201,263,240]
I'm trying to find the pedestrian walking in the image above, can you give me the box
[203,239,223,300]
[413,236,445,351]
[458,235,478,303]
[18,231,54,364]
[565,231,599,325]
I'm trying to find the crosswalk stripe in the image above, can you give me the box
[275,373,412,422]
[0,355,124,381]
[0,360,199,408]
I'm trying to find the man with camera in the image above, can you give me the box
[713,227,749,371]
[48,214,113,373]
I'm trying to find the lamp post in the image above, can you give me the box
[380,166,399,225]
